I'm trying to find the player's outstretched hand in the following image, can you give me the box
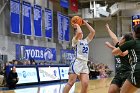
[105,23,110,30]
[105,41,110,47]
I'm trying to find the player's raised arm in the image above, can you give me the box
[84,21,95,43]
[105,41,128,56]
[105,42,116,50]
[105,24,119,44]
[73,24,83,40]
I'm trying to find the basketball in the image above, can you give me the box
[71,16,84,26]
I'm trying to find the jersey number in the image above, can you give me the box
[82,46,88,53]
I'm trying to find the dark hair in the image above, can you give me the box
[12,66,16,70]
[134,24,140,38]
[123,32,133,41]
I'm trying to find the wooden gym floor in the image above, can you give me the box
[0,78,139,93]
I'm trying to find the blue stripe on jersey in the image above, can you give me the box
[75,45,77,58]
[72,60,76,74]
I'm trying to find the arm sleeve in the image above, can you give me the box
[119,40,135,52]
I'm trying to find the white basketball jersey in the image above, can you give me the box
[72,38,89,61]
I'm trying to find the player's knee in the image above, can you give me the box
[67,82,74,87]
[68,78,76,84]
[108,90,114,93]
[82,81,89,88]
[108,88,117,93]
[70,80,75,85]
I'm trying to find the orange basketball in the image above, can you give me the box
[71,16,84,26]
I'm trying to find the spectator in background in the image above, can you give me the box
[44,62,48,65]
[7,66,19,89]
[105,65,112,76]
[2,63,7,86]
[8,61,13,65]
[31,61,36,65]
[23,60,27,65]
[13,60,18,65]
[29,55,35,63]
[89,63,111,79]
[26,60,31,65]
[89,62,96,79]
[99,64,108,78]
[39,62,44,65]
[17,60,23,65]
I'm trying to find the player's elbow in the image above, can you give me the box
[112,51,115,55]
[90,29,95,34]
[112,49,117,55]
[90,30,95,37]
[112,48,122,56]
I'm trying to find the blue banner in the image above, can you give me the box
[34,5,42,37]
[22,1,32,36]
[60,0,69,8]
[16,44,56,61]
[57,12,63,41]
[45,8,53,38]
[57,12,70,41]
[60,49,75,63]
[63,16,70,41]
[132,15,140,30]
[10,0,20,34]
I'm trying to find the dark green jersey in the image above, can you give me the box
[119,55,131,72]
[115,55,131,72]
[119,39,140,66]
[115,56,121,71]
[119,39,140,88]
[115,43,131,72]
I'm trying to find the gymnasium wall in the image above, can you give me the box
[0,0,138,70]
[89,38,115,75]
[0,1,6,36]
[0,0,65,62]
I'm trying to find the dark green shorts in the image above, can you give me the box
[127,70,140,88]
[111,71,131,88]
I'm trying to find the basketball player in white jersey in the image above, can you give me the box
[63,20,95,93]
